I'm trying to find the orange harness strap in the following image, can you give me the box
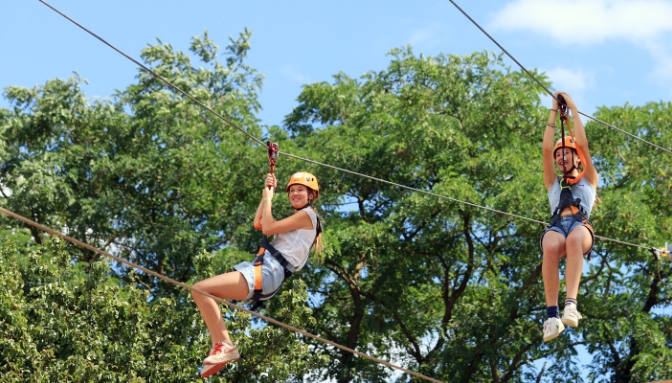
[558,99,586,185]
[253,245,265,294]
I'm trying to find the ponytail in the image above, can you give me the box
[313,231,324,254]
[311,207,324,254]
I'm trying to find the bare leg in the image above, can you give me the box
[564,226,592,300]
[192,271,250,347]
[542,231,566,307]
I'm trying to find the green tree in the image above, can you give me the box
[578,102,672,383]
[2,30,671,382]
[0,233,323,382]
[283,48,672,382]
[1,31,326,382]
[1,30,266,287]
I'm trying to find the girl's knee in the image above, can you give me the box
[192,281,208,298]
[566,229,589,252]
[542,231,565,258]
[543,240,563,258]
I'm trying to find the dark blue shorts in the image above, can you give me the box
[540,216,595,256]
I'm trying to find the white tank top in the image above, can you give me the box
[547,176,596,219]
[270,208,318,271]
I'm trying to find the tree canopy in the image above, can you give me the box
[1,32,671,383]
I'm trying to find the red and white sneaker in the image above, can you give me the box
[200,342,240,377]
[200,349,217,378]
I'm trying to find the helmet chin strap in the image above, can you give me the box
[562,152,578,178]
[294,193,314,210]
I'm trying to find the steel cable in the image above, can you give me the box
[20,1,662,378]
[447,0,672,156]
[38,0,652,251]
[0,206,444,383]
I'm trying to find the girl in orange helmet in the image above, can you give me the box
[191,172,322,377]
[540,92,599,342]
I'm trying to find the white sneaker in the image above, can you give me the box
[562,304,582,328]
[543,317,565,342]
[203,342,240,366]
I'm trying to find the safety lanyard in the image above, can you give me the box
[253,141,280,301]
[558,96,573,185]
[557,95,585,185]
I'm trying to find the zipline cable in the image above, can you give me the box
[38,0,653,254]
[447,0,672,156]
[0,206,444,383]
[279,150,651,251]
[26,1,666,379]
[38,0,265,148]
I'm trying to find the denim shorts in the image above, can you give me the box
[234,250,286,304]
[540,216,595,256]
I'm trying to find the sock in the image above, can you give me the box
[546,306,559,319]
[565,298,577,308]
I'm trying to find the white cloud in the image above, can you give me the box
[537,68,594,112]
[489,0,672,85]
[543,67,595,92]
[641,39,672,81]
[489,0,672,44]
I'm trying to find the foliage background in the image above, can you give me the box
[1,33,671,382]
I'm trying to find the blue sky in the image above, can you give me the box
[3,1,672,128]
[2,1,671,381]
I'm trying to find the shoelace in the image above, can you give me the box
[211,343,226,355]
[212,342,236,356]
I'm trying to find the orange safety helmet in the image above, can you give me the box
[553,136,586,184]
[286,172,319,200]
[553,136,578,155]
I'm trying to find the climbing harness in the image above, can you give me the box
[550,177,584,225]
[252,140,285,302]
[252,237,295,301]
[542,96,595,257]
[548,176,593,235]
[251,144,321,302]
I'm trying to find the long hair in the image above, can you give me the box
[313,222,324,254]
[308,189,324,254]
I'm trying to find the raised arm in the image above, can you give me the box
[543,94,560,190]
[254,173,277,230]
[561,93,599,188]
